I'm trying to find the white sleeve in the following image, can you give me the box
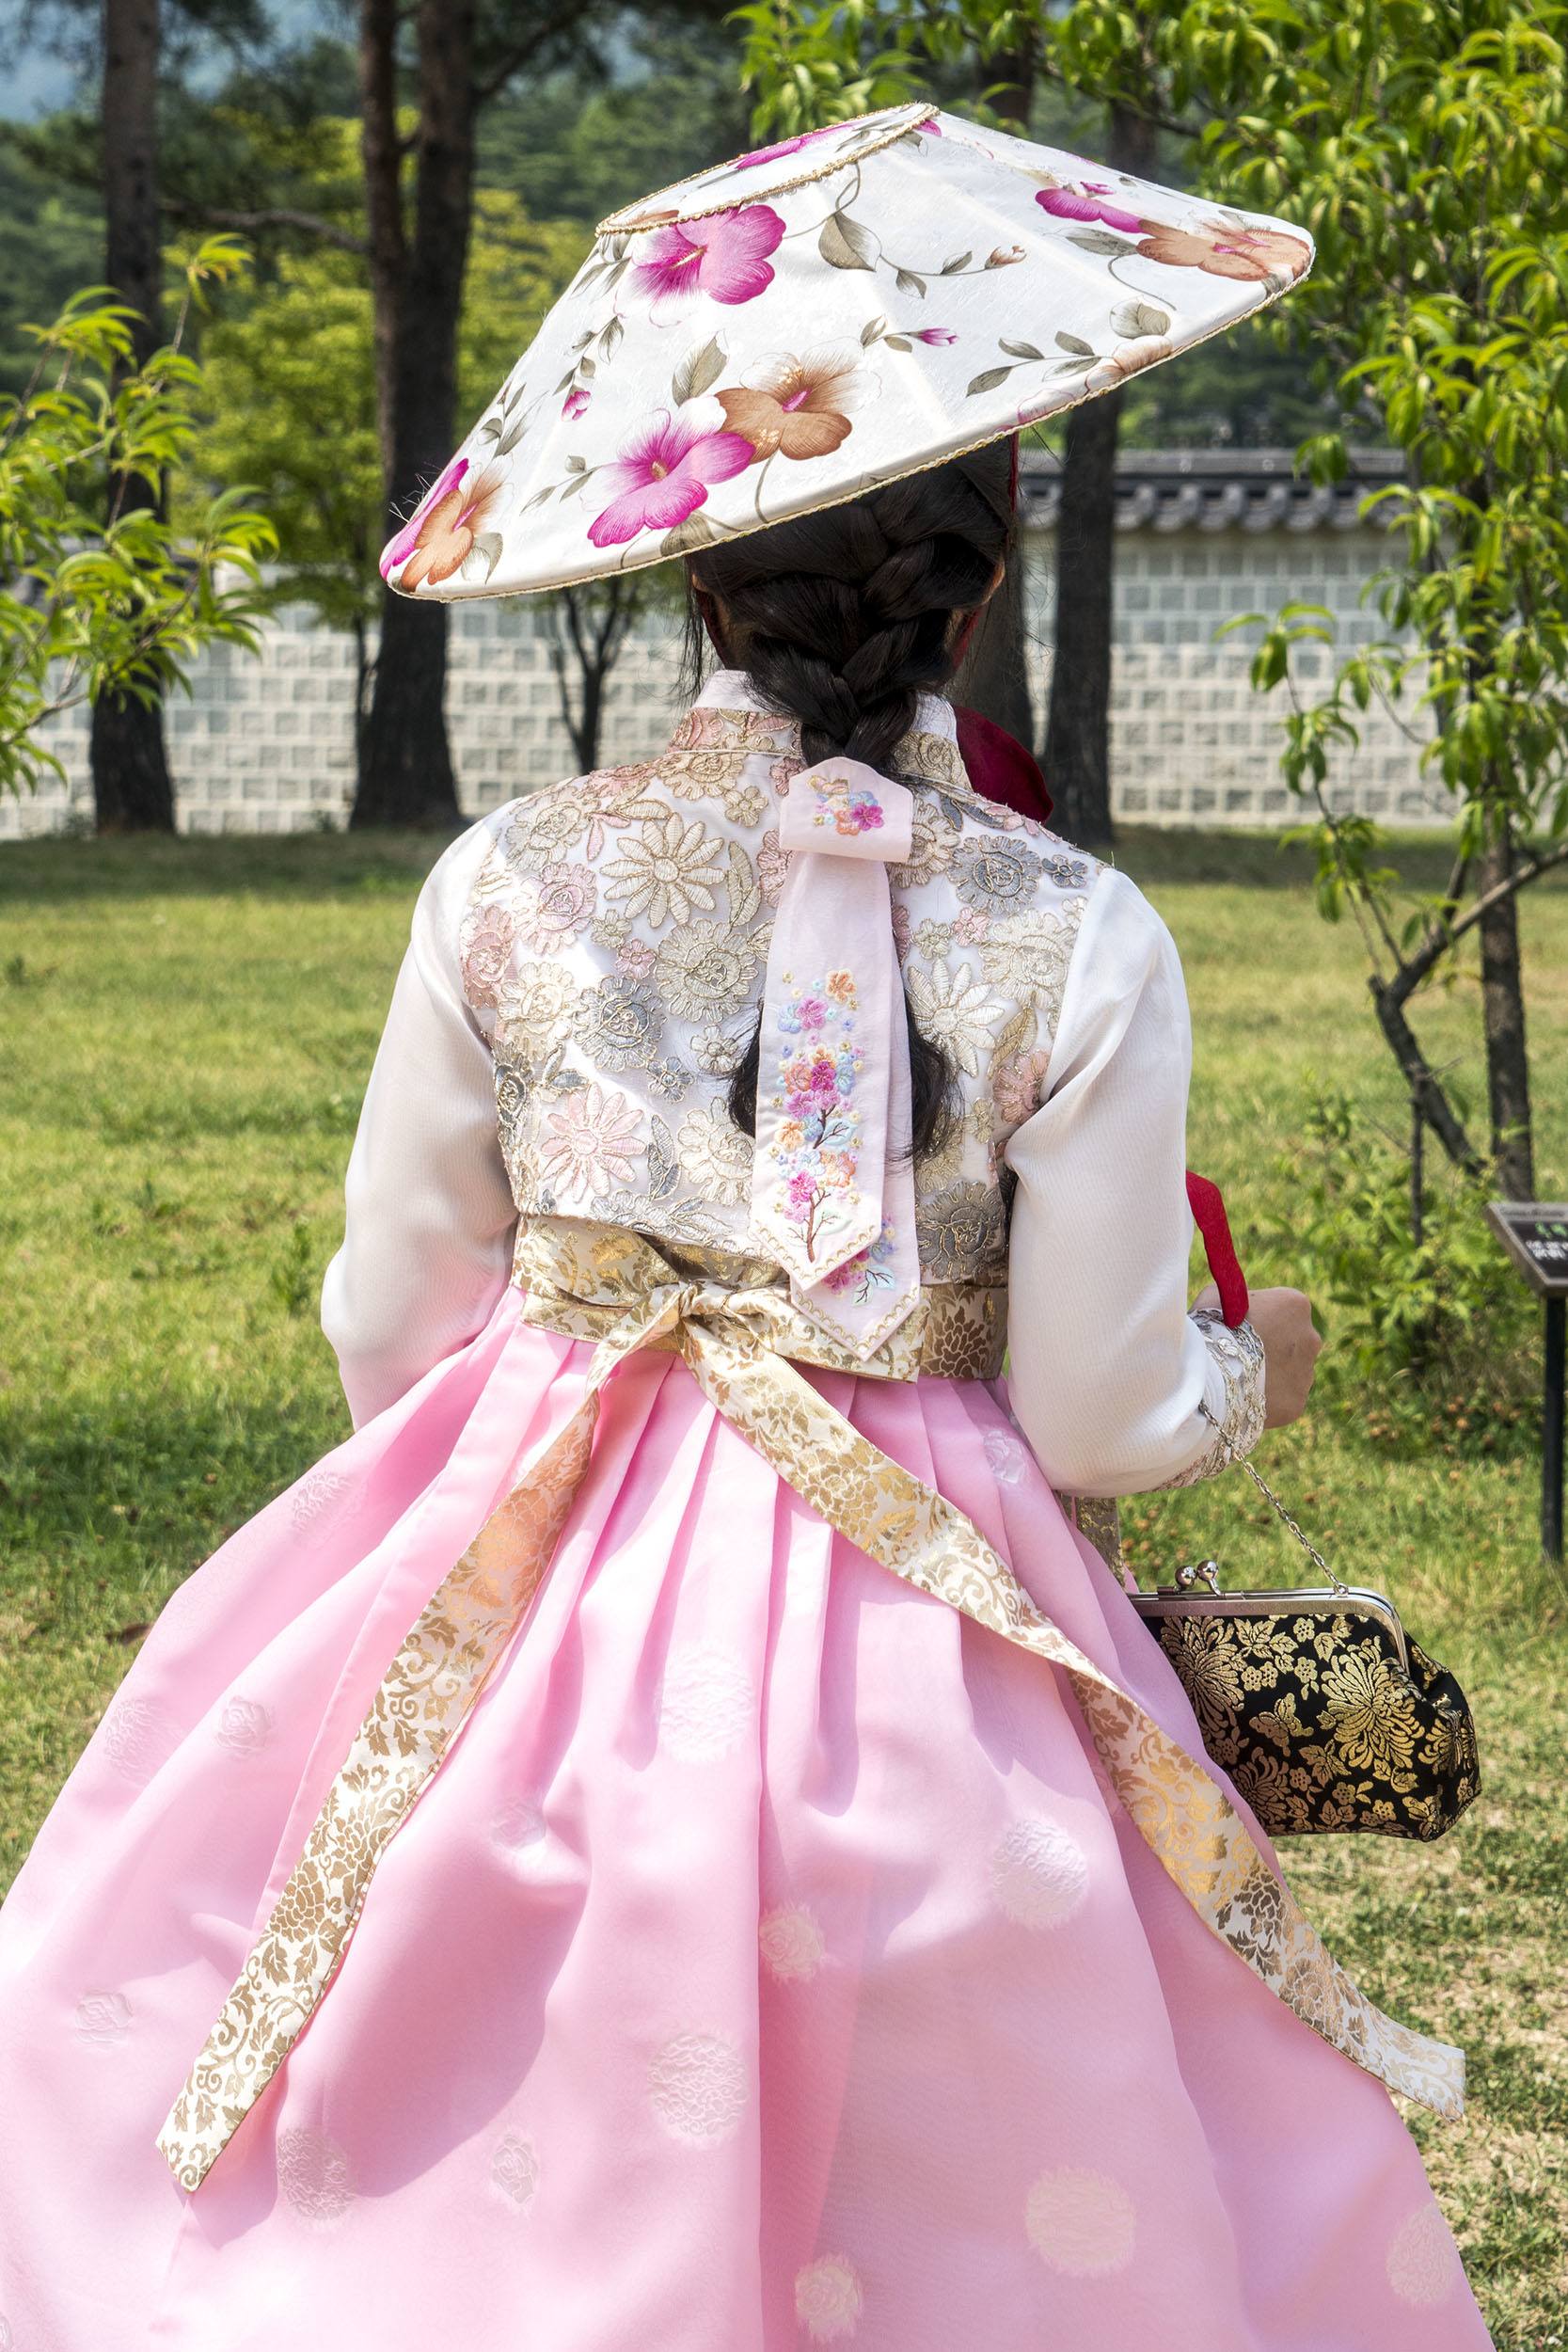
[319,817,518,1429]
[1002,864,1265,1498]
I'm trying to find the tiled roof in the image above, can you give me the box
[1017,446,1404,532]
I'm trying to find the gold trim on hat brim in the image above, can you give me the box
[597,100,934,234]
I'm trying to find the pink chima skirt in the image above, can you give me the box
[0,1285,1493,2348]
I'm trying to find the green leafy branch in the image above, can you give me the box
[0,236,277,799]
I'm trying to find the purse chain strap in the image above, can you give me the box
[1196,1399,1354,1598]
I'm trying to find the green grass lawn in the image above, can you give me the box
[2,824,1564,2339]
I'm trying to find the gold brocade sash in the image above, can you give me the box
[157,1223,1462,2192]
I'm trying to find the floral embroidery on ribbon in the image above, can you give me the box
[819,1216,901,1304]
[801,770,888,838]
[767,967,863,1267]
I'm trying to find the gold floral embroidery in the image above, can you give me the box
[1143,1612,1480,1842]
[458,900,516,1010]
[1319,1646,1421,1776]
[903,958,1008,1076]
[504,787,595,861]
[523,862,598,949]
[495,959,582,1057]
[666,700,968,795]
[890,795,961,890]
[158,1223,1462,2193]
[676,1101,753,1204]
[1067,1494,1125,1580]
[653,919,761,1022]
[158,1390,597,2191]
[659,746,772,827]
[919,1181,1008,1281]
[579,973,664,1072]
[512,1217,1007,1383]
[1161,1314,1267,1486]
[603,809,728,928]
[978,902,1083,998]
[465,691,1102,1272]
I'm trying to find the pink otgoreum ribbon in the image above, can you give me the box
[750,756,922,1357]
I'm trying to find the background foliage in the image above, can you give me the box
[0,9,1337,454]
[0,239,275,799]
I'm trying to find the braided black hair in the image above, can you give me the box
[687,440,1016,1158]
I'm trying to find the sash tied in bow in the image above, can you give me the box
[156,1222,1464,2194]
[750,756,921,1359]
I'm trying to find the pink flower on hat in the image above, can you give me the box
[631,205,785,323]
[734,126,836,171]
[587,405,754,548]
[909,327,958,345]
[562,385,591,420]
[1036,180,1143,235]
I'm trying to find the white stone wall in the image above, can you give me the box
[2,521,1448,839]
[1039,532,1447,828]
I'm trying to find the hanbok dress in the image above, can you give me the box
[0,670,1493,2350]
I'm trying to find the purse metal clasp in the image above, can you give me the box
[1174,1559,1223,1594]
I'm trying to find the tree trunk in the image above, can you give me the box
[955,41,1035,753]
[1476,822,1535,1196]
[353,0,477,828]
[357,0,404,481]
[1368,975,1483,1179]
[565,593,610,775]
[352,615,373,787]
[1042,100,1156,851]
[93,0,176,834]
[547,580,641,773]
[1042,384,1122,850]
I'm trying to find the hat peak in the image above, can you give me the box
[596,102,937,235]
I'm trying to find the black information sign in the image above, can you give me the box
[1486,1203,1568,1296]
[1486,1202,1568,1561]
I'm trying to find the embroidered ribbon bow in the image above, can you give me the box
[749,755,921,1358]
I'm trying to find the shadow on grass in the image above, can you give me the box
[1113,826,1470,893]
[0,1385,346,1631]
[0,830,463,906]
[12,819,1555,909]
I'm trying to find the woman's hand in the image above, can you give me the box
[1192,1282,1323,1429]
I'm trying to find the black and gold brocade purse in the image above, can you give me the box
[1131,1409,1481,1842]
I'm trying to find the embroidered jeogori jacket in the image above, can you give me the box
[321,671,1265,1498]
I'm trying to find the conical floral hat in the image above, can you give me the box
[382,101,1313,602]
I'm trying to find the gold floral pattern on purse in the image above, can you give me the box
[1132,1410,1481,1840]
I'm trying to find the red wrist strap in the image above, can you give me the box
[1185,1172,1249,1328]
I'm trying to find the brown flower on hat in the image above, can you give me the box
[1085,338,1177,394]
[1134,218,1312,283]
[716,346,869,462]
[392,460,507,590]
